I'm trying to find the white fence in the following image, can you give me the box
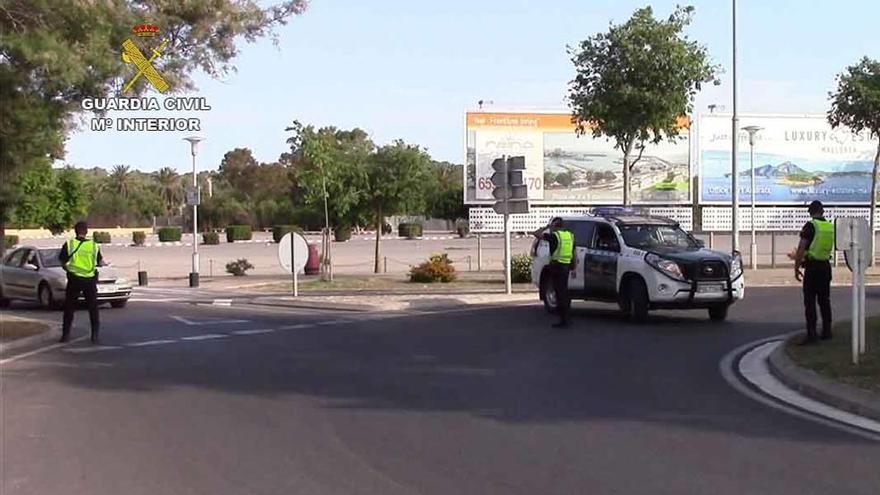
[468,206,694,233]
[700,207,880,232]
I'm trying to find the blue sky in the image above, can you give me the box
[63,0,880,173]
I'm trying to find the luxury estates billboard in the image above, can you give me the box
[465,112,691,205]
[699,114,877,204]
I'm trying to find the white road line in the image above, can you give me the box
[64,345,121,353]
[0,336,89,365]
[180,334,227,341]
[279,323,315,330]
[129,298,182,303]
[127,339,177,347]
[720,336,880,442]
[212,299,233,306]
[316,320,350,326]
[232,329,276,336]
[170,315,249,326]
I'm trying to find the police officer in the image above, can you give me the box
[794,201,834,345]
[534,217,575,328]
[58,221,103,343]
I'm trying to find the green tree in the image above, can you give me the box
[0,0,307,245]
[154,167,182,216]
[44,167,88,234]
[828,56,880,262]
[568,5,717,204]
[427,161,466,223]
[365,141,433,273]
[106,165,133,198]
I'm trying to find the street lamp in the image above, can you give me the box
[184,136,204,287]
[743,125,763,269]
[731,0,740,256]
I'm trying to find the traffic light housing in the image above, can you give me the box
[491,155,529,215]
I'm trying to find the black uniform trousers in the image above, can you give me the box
[802,259,832,338]
[549,261,572,323]
[62,274,100,337]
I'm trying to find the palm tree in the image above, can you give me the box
[154,166,182,215]
[106,164,132,198]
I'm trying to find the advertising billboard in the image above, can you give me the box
[465,111,691,205]
[699,114,877,204]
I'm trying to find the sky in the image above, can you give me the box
[62,0,880,173]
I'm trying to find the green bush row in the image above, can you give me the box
[92,231,111,244]
[272,225,303,243]
[158,226,182,242]
[226,224,253,243]
[132,231,146,246]
[398,222,423,239]
[202,232,220,245]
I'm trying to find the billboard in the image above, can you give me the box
[699,114,877,204]
[465,111,691,205]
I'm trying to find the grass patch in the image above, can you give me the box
[786,316,880,394]
[0,316,51,342]
[253,273,530,293]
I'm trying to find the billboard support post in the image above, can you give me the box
[743,125,763,269]
[731,0,740,256]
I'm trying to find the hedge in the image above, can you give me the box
[226,224,253,243]
[202,232,220,245]
[132,231,146,246]
[398,222,423,239]
[158,226,182,242]
[272,225,303,243]
[93,231,112,244]
[333,225,351,242]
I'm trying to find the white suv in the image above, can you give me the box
[531,209,745,322]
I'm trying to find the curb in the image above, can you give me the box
[0,322,60,355]
[243,297,379,313]
[767,334,880,423]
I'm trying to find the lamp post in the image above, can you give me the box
[731,0,740,256]
[184,136,204,287]
[743,125,763,269]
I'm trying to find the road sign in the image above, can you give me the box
[185,186,200,206]
[836,217,869,274]
[277,232,309,274]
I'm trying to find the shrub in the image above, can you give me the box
[132,231,146,246]
[3,235,19,250]
[455,219,469,238]
[510,253,532,283]
[382,222,392,235]
[225,258,254,276]
[158,226,182,242]
[409,253,456,283]
[92,231,111,244]
[272,225,302,243]
[398,222,423,239]
[333,224,351,242]
[202,232,220,245]
[226,224,253,243]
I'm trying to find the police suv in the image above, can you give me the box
[531,208,745,322]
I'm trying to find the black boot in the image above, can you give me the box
[90,329,100,344]
[820,330,833,341]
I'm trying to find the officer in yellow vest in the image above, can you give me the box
[794,201,834,345]
[535,217,575,328]
[58,221,104,343]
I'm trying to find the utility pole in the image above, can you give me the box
[731,0,740,255]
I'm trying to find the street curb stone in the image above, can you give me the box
[0,321,60,356]
[767,335,880,422]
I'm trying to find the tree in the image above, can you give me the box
[427,161,467,223]
[8,164,86,234]
[45,167,88,234]
[828,57,880,263]
[154,167,182,215]
[0,0,307,246]
[568,5,717,205]
[365,141,433,273]
[106,165,133,198]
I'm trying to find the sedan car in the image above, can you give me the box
[0,246,132,309]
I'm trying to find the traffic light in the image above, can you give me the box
[491,155,529,215]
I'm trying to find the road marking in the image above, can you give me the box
[0,336,89,365]
[720,335,880,442]
[180,334,227,341]
[316,320,349,326]
[170,315,249,326]
[232,329,276,336]
[127,339,177,347]
[212,299,233,306]
[279,323,314,330]
[64,345,121,353]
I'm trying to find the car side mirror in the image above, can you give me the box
[23,263,38,271]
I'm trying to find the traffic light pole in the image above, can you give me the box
[503,157,512,295]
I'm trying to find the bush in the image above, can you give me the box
[202,232,220,245]
[3,235,19,250]
[455,219,469,238]
[510,253,532,283]
[333,224,351,242]
[225,258,254,276]
[409,253,456,283]
[158,226,182,242]
[226,224,253,243]
[272,225,302,243]
[398,222,423,239]
[382,222,392,235]
[132,231,146,246]
[92,231,111,244]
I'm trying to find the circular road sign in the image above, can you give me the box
[278,232,309,274]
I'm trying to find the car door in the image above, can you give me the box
[1,249,28,298]
[584,223,620,299]
[562,220,595,294]
[19,249,42,298]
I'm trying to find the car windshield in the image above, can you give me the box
[39,248,64,267]
[618,224,697,250]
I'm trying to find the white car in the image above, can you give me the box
[531,210,744,322]
[0,246,132,309]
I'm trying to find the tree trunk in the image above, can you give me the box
[0,220,6,256]
[622,140,634,206]
[373,205,382,274]
[870,141,880,266]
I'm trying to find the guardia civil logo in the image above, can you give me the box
[121,23,169,93]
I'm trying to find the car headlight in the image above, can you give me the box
[730,252,743,280]
[645,252,686,281]
[116,277,131,287]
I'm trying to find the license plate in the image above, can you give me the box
[697,283,724,294]
[97,284,116,294]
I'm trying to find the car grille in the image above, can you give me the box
[693,260,727,280]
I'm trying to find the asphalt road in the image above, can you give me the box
[2,287,879,495]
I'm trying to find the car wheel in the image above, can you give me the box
[38,283,57,310]
[539,271,558,315]
[626,278,650,323]
[708,304,729,322]
[110,300,128,309]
